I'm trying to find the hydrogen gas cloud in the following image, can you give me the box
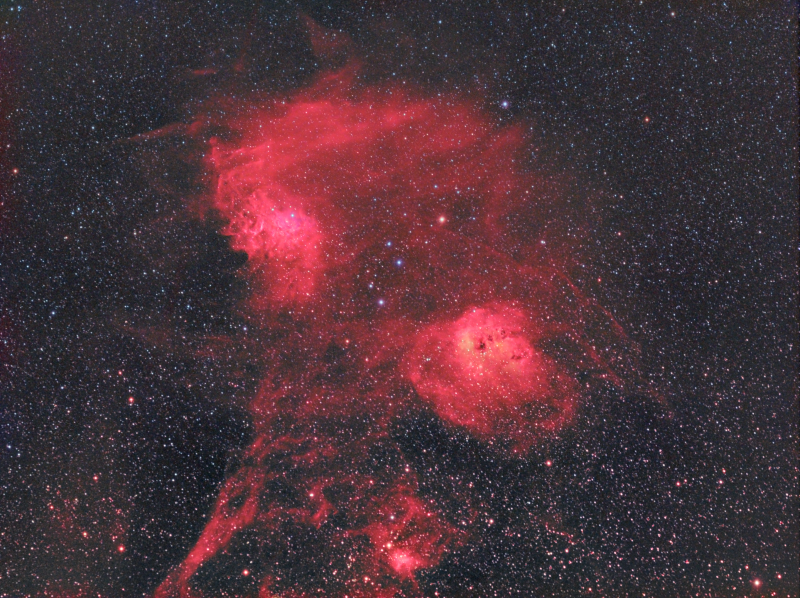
[152,60,638,598]
[4,5,797,598]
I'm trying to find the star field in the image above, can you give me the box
[0,2,797,598]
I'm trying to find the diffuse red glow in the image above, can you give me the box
[404,302,578,450]
[155,62,634,598]
[357,485,462,580]
[207,66,540,317]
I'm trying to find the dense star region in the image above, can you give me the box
[0,2,797,598]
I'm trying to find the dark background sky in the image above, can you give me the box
[0,1,797,597]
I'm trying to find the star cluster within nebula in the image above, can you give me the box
[153,65,636,598]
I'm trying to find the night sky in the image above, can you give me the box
[0,2,797,598]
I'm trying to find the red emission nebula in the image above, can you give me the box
[155,64,636,598]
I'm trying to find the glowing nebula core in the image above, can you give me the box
[404,303,578,450]
[155,64,632,598]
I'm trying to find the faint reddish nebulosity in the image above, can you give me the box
[155,62,634,598]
